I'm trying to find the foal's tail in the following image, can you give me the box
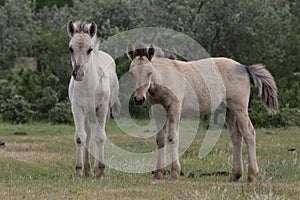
[246,64,278,113]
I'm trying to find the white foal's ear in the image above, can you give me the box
[127,44,135,60]
[67,21,75,37]
[89,22,97,38]
[147,44,155,61]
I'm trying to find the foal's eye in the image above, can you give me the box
[87,48,93,54]
[147,72,152,77]
[69,47,73,53]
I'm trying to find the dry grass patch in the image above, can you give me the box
[0,122,299,199]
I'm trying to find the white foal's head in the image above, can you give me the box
[67,21,98,81]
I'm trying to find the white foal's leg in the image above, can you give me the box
[94,104,109,178]
[83,117,91,176]
[73,106,87,179]
[226,109,243,182]
[167,106,181,180]
[152,106,167,179]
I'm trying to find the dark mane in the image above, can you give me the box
[73,21,91,34]
[132,42,149,58]
[129,42,177,60]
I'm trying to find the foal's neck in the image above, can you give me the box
[80,53,98,86]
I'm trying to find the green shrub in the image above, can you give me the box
[0,79,15,108]
[248,97,300,128]
[0,79,30,123]
[1,94,33,123]
[49,99,73,124]
[32,87,59,120]
[280,107,300,127]
[3,70,62,121]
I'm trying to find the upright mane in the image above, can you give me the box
[128,42,177,60]
[71,21,100,49]
[72,21,92,34]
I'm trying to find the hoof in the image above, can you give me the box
[153,169,165,180]
[170,163,181,180]
[247,174,258,183]
[84,164,91,177]
[229,172,242,182]
[170,169,180,180]
[74,173,82,179]
[94,163,106,178]
[247,176,257,183]
[74,166,83,179]
[95,171,105,178]
[248,169,258,183]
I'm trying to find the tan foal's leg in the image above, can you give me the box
[152,106,167,179]
[235,111,259,182]
[167,106,181,180]
[226,109,243,182]
[246,120,259,182]
[154,125,167,179]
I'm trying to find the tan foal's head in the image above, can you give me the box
[127,43,155,106]
[67,21,98,81]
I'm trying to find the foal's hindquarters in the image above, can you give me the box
[220,59,278,182]
[221,62,258,182]
[206,59,277,182]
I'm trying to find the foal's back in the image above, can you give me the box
[152,57,251,113]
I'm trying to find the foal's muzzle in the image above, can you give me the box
[134,96,146,106]
[72,69,84,81]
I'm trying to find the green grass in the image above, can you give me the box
[0,120,299,199]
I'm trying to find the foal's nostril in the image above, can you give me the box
[134,96,146,105]
[72,70,77,78]
[134,96,140,103]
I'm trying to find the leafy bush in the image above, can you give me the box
[1,70,63,123]
[0,79,15,103]
[0,79,30,123]
[6,70,43,103]
[0,79,15,119]
[49,99,73,124]
[32,87,59,120]
[0,0,299,127]
[1,94,33,123]
[280,107,300,127]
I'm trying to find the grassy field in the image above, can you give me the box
[0,120,299,199]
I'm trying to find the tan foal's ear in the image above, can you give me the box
[89,22,97,38]
[127,44,135,60]
[147,44,155,61]
[67,21,75,37]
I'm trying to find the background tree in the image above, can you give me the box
[0,0,299,126]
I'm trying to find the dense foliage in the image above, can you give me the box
[0,0,299,126]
